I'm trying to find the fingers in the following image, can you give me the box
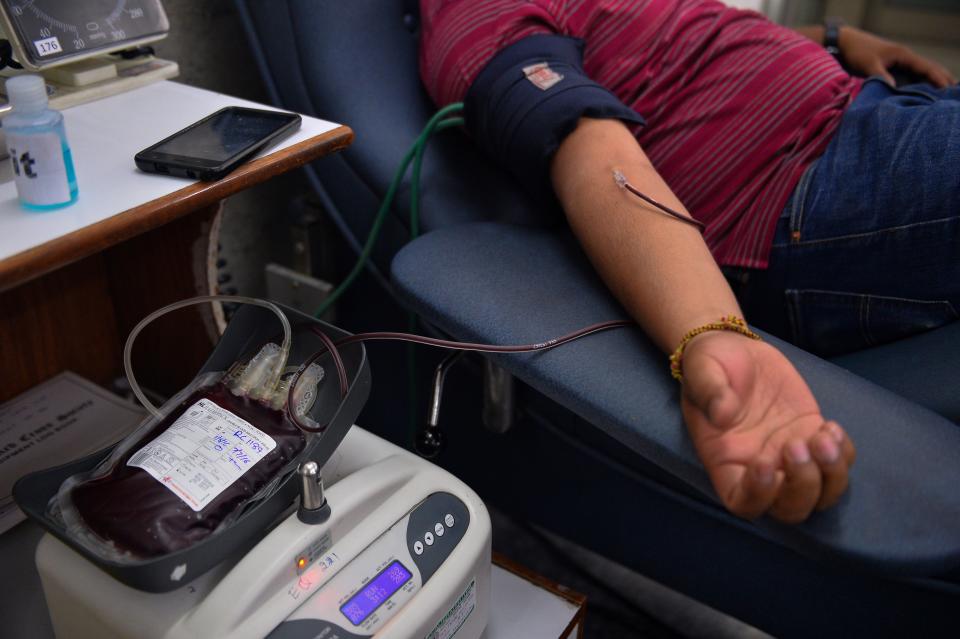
[810,424,848,511]
[924,65,957,89]
[717,456,781,520]
[825,420,856,468]
[716,421,855,524]
[892,47,957,88]
[767,422,855,523]
[866,59,896,86]
[768,439,822,523]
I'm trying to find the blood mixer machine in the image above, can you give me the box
[14,301,492,639]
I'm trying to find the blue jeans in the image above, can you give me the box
[733,78,960,357]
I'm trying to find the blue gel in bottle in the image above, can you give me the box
[4,74,78,210]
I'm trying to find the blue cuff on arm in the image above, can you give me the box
[464,34,645,201]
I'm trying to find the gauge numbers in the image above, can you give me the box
[0,0,169,68]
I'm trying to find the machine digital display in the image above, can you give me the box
[339,561,413,626]
[0,1,169,69]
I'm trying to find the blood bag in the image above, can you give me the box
[58,344,324,560]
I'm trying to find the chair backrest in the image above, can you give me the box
[237,0,547,264]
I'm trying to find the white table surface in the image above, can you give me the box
[0,81,340,263]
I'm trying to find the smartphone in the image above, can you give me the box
[135,106,302,180]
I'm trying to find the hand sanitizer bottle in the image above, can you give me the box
[4,74,78,210]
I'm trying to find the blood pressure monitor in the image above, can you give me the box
[0,1,169,70]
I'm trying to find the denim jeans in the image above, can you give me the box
[733,78,960,357]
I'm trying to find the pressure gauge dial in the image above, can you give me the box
[0,0,169,70]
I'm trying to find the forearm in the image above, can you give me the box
[550,117,741,352]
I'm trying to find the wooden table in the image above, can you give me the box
[0,81,352,402]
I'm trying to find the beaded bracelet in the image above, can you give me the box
[669,316,761,381]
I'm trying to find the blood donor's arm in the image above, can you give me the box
[551,117,856,522]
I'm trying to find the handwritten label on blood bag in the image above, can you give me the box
[127,399,276,512]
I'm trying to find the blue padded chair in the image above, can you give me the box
[236,2,960,636]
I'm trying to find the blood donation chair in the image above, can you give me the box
[236,1,960,636]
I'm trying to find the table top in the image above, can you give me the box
[0,81,352,291]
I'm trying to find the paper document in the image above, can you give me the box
[0,372,146,534]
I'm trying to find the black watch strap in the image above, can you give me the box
[824,17,843,59]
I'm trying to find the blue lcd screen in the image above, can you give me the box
[340,561,413,626]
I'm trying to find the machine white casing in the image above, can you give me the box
[36,426,492,639]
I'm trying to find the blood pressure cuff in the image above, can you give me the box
[464,34,645,201]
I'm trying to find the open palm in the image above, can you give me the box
[679,331,856,523]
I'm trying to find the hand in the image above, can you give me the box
[680,331,856,523]
[839,26,957,88]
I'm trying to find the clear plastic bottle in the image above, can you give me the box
[4,74,78,210]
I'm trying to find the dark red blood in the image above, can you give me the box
[70,383,305,558]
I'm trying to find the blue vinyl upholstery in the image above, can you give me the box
[831,321,960,421]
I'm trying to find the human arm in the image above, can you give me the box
[795,24,957,88]
[419,1,856,522]
[551,117,856,522]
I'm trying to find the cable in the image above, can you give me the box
[125,301,628,437]
[313,103,464,318]
[282,319,632,436]
[285,327,349,434]
[614,170,705,232]
[124,295,292,418]
[404,113,465,455]
[336,320,633,353]
[409,116,464,238]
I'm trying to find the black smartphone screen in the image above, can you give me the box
[136,106,302,180]
[149,108,298,162]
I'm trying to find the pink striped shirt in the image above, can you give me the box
[419,0,863,268]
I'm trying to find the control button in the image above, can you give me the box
[413,541,424,555]
[424,532,435,546]
[445,513,455,527]
[435,523,445,537]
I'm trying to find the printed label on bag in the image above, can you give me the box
[6,131,71,206]
[127,399,276,512]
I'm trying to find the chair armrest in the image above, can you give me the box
[830,321,960,421]
[391,222,960,577]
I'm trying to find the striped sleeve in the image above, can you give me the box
[418,0,560,107]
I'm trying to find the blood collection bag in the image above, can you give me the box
[70,383,303,557]
[60,340,324,559]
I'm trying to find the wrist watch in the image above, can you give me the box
[824,17,844,59]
